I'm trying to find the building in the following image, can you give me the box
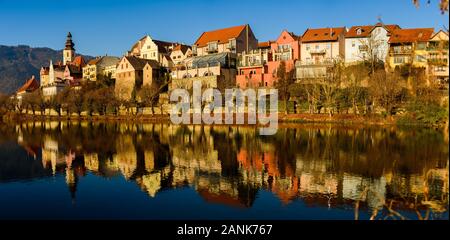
[236,30,301,88]
[169,44,192,66]
[344,23,400,64]
[192,24,258,57]
[296,27,346,80]
[387,28,435,70]
[427,30,449,85]
[41,32,86,97]
[170,52,237,91]
[15,75,39,106]
[115,56,160,100]
[82,56,121,82]
[127,35,175,68]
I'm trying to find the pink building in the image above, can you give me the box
[236,30,301,89]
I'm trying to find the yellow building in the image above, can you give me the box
[427,30,449,85]
[387,28,434,69]
[82,56,120,82]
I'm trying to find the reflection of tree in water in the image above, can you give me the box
[4,122,448,218]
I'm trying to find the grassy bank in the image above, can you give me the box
[3,111,448,128]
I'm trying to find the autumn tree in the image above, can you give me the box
[275,61,295,114]
[413,0,449,13]
[369,70,405,116]
[138,84,160,115]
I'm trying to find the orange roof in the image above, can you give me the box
[16,76,39,94]
[258,41,273,48]
[72,56,86,67]
[172,44,191,54]
[346,25,373,38]
[389,28,434,43]
[194,25,247,47]
[301,27,346,43]
[87,57,102,65]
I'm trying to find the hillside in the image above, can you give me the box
[0,45,93,94]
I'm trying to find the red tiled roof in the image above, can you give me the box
[72,56,86,67]
[87,58,102,65]
[16,76,39,94]
[346,25,373,38]
[194,25,247,47]
[389,28,434,43]
[172,44,191,54]
[258,41,273,48]
[301,27,346,43]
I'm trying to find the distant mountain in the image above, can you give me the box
[0,45,93,94]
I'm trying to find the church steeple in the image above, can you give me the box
[63,32,75,64]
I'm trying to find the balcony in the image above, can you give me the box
[309,49,326,54]
[238,60,265,68]
[390,47,412,55]
[428,58,448,66]
[207,47,218,53]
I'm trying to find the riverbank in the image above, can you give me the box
[3,111,448,128]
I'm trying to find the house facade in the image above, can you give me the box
[236,30,301,89]
[345,23,400,64]
[170,52,237,92]
[15,75,39,106]
[387,28,435,69]
[127,35,175,68]
[82,56,121,82]
[296,27,346,80]
[192,24,258,57]
[170,44,192,66]
[115,56,160,100]
[427,30,449,85]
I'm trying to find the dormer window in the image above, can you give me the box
[357,28,362,35]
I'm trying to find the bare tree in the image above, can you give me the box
[276,61,295,114]
[138,84,159,115]
[369,70,405,116]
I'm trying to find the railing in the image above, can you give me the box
[309,49,326,54]
[428,58,448,65]
[390,48,412,54]
[237,60,265,67]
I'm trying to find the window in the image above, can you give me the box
[352,41,356,47]
[306,46,310,51]
[208,42,218,52]
[356,28,362,35]
[143,54,147,58]
[128,72,131,77]
[415,55,427,62]
[126,63,128,68]
[315,45,319,50]
[416,42,426,50]
[394,56,404,64]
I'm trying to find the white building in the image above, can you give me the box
[127,35,175,68]
[344,23,400,64]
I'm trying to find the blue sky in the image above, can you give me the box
[0,0,448,56]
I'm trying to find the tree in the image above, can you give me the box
[275,61,295,114]
[369,70,405,116]
[66,89,84,116]
[138,84,159,115]
[413,0,449,14]
[321,61,344,116]
[344,63,370,114]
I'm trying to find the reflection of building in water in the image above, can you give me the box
[41,136,71,175]
[113,135,137,179]
[15,123,448,215]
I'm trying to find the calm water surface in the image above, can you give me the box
[0,122,448,220]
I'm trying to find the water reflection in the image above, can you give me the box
[0,122,448,220]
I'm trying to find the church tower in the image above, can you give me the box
[63,32,75,64]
